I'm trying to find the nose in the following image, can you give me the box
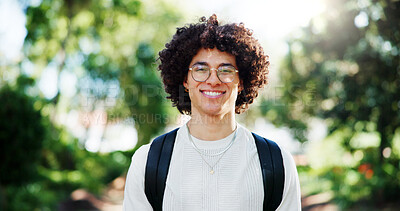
[206,68,221,85]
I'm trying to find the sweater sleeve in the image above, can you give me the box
[123,144,153,211]
[276,148,302,211]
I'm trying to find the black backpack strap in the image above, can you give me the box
[145,128,179,211]
[252,133,285,211]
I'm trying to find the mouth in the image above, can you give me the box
[200,90,226,98]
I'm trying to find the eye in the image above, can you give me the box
[219,66,236,73]
[193,65,209,72]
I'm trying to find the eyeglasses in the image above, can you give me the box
[189,64,239,83]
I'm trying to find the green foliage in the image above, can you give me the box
[23,0,182,148]
[120,43,172,149]
[277,0,400,207]
[0,0,184,209]
[0,82,129,210]
[0,85,45,186]
[2,116,130,210]
[259,99,308,142]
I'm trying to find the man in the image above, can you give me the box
[123,14,301,210]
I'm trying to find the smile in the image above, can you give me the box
[200,90,226,98]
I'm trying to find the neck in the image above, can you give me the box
[187,111,236,141]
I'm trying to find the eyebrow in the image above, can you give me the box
[193,62,235,67]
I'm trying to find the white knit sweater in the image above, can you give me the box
[123,123,301,210]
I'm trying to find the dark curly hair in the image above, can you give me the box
[158,14,269,114]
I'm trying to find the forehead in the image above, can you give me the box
[190,48,236,67]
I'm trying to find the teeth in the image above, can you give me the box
[203,91,223,96]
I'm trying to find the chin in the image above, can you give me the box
[201,106,229,116]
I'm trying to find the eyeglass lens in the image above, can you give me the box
[191,65,236,83]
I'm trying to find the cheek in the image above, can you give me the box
[187,79,201,89]
[232,82,240,92]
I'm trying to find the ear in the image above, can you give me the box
[183,78,188,89]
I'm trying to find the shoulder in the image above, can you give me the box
[276,147,302,210]
[130,144,151,170]
[279,147,297,175]
[134,143,151,158]
[236,124,257,145]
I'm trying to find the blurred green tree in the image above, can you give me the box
[23,0,183,149]
[0,0,184,209]
[0,84,45,207]
[273,0,399,207]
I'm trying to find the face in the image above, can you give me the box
[184,48,243,117]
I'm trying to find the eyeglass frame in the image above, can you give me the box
[188,64,239,83]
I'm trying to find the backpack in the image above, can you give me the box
[144,128,285,211]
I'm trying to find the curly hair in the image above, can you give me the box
[158,14,269,114]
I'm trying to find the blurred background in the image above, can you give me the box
[0,0,399,210]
